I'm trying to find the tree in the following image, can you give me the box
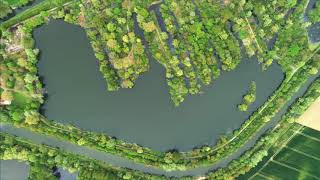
[238,104,248,112]
[16,55,26,66]
[0,2,12,19]
[1,90,13,102]
[24,111,40,125]
[11,109,24,122]
[24,73,37,84]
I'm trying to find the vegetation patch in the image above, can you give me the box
[238,81,256,112]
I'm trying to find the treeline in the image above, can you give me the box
[237,0,314,71]
[79,0,149,90]
[0,133,167,180]
[263,0,312,72]
[194,0,242,71]
[160,1,219,94]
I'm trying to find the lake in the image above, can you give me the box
[35,19,284,152]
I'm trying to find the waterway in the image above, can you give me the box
[34,19,284,152]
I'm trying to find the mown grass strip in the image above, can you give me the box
[251,173,270,180]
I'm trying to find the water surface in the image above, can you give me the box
[35,19,284,152]
[0,160,29,180]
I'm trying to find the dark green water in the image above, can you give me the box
[34,20,284,152]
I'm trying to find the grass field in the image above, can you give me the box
[260,162,317,180]
[303,127,320,140]
[287,134,320,159]
[274,148,320,176]
[238,125,320,180]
